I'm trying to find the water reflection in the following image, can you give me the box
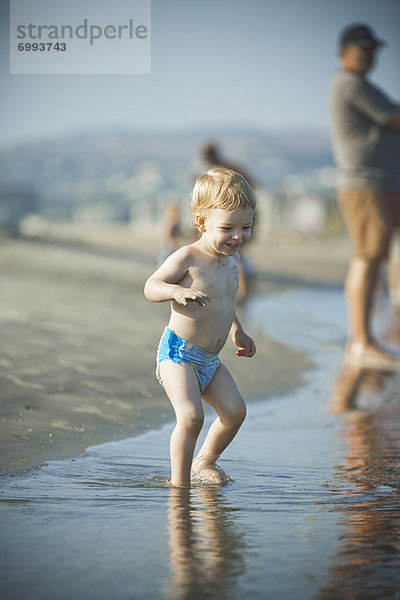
[319,363,400,598]
[329,362,396,414]
[165,487,245,600]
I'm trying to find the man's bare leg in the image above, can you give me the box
[388,233,400,341]
[344,255,395,363]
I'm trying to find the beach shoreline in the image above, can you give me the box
[0,228,350,476]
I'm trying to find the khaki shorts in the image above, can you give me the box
[338,189,400,260]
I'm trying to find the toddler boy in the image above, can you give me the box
[144,167,256,487]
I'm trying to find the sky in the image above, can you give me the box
[1,0,399,146]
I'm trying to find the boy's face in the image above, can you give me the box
[197,207,254,257]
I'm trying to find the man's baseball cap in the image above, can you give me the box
[339,24,386,49]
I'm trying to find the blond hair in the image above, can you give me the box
[191,167,256,218]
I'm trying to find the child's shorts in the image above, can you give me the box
[156,327,221,393]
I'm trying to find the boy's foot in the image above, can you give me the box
[343,342,400,371]
[191,455,232,486]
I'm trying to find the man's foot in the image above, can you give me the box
[191,455,232,486]
[343,341,400,371]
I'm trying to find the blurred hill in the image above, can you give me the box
[0,127,339,238]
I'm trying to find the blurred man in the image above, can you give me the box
[200,141,257,302]
[329,24,400,367]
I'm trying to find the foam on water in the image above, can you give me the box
[1,287,400,600]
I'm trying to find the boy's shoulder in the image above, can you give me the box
[170,243,196,261]
[164,243,200,268]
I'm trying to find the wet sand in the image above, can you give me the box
[1,284,399,600]
[0,229,349,476]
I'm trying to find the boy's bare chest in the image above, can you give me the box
[183,260,239,298]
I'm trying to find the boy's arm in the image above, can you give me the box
[230,315,256,357]
[144,247,211,306]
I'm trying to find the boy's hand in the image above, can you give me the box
[232,330,256,358]
[173,287,211,307]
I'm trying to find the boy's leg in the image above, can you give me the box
[192,363,246,484]
[159,360,204,487]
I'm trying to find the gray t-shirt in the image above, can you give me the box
[329,69,400,190]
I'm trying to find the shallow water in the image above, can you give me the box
[1,287,400,600]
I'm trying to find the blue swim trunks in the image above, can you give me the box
[156,327,221,393]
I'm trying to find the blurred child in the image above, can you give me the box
[144,167,256,487]
[157,199,182,264]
